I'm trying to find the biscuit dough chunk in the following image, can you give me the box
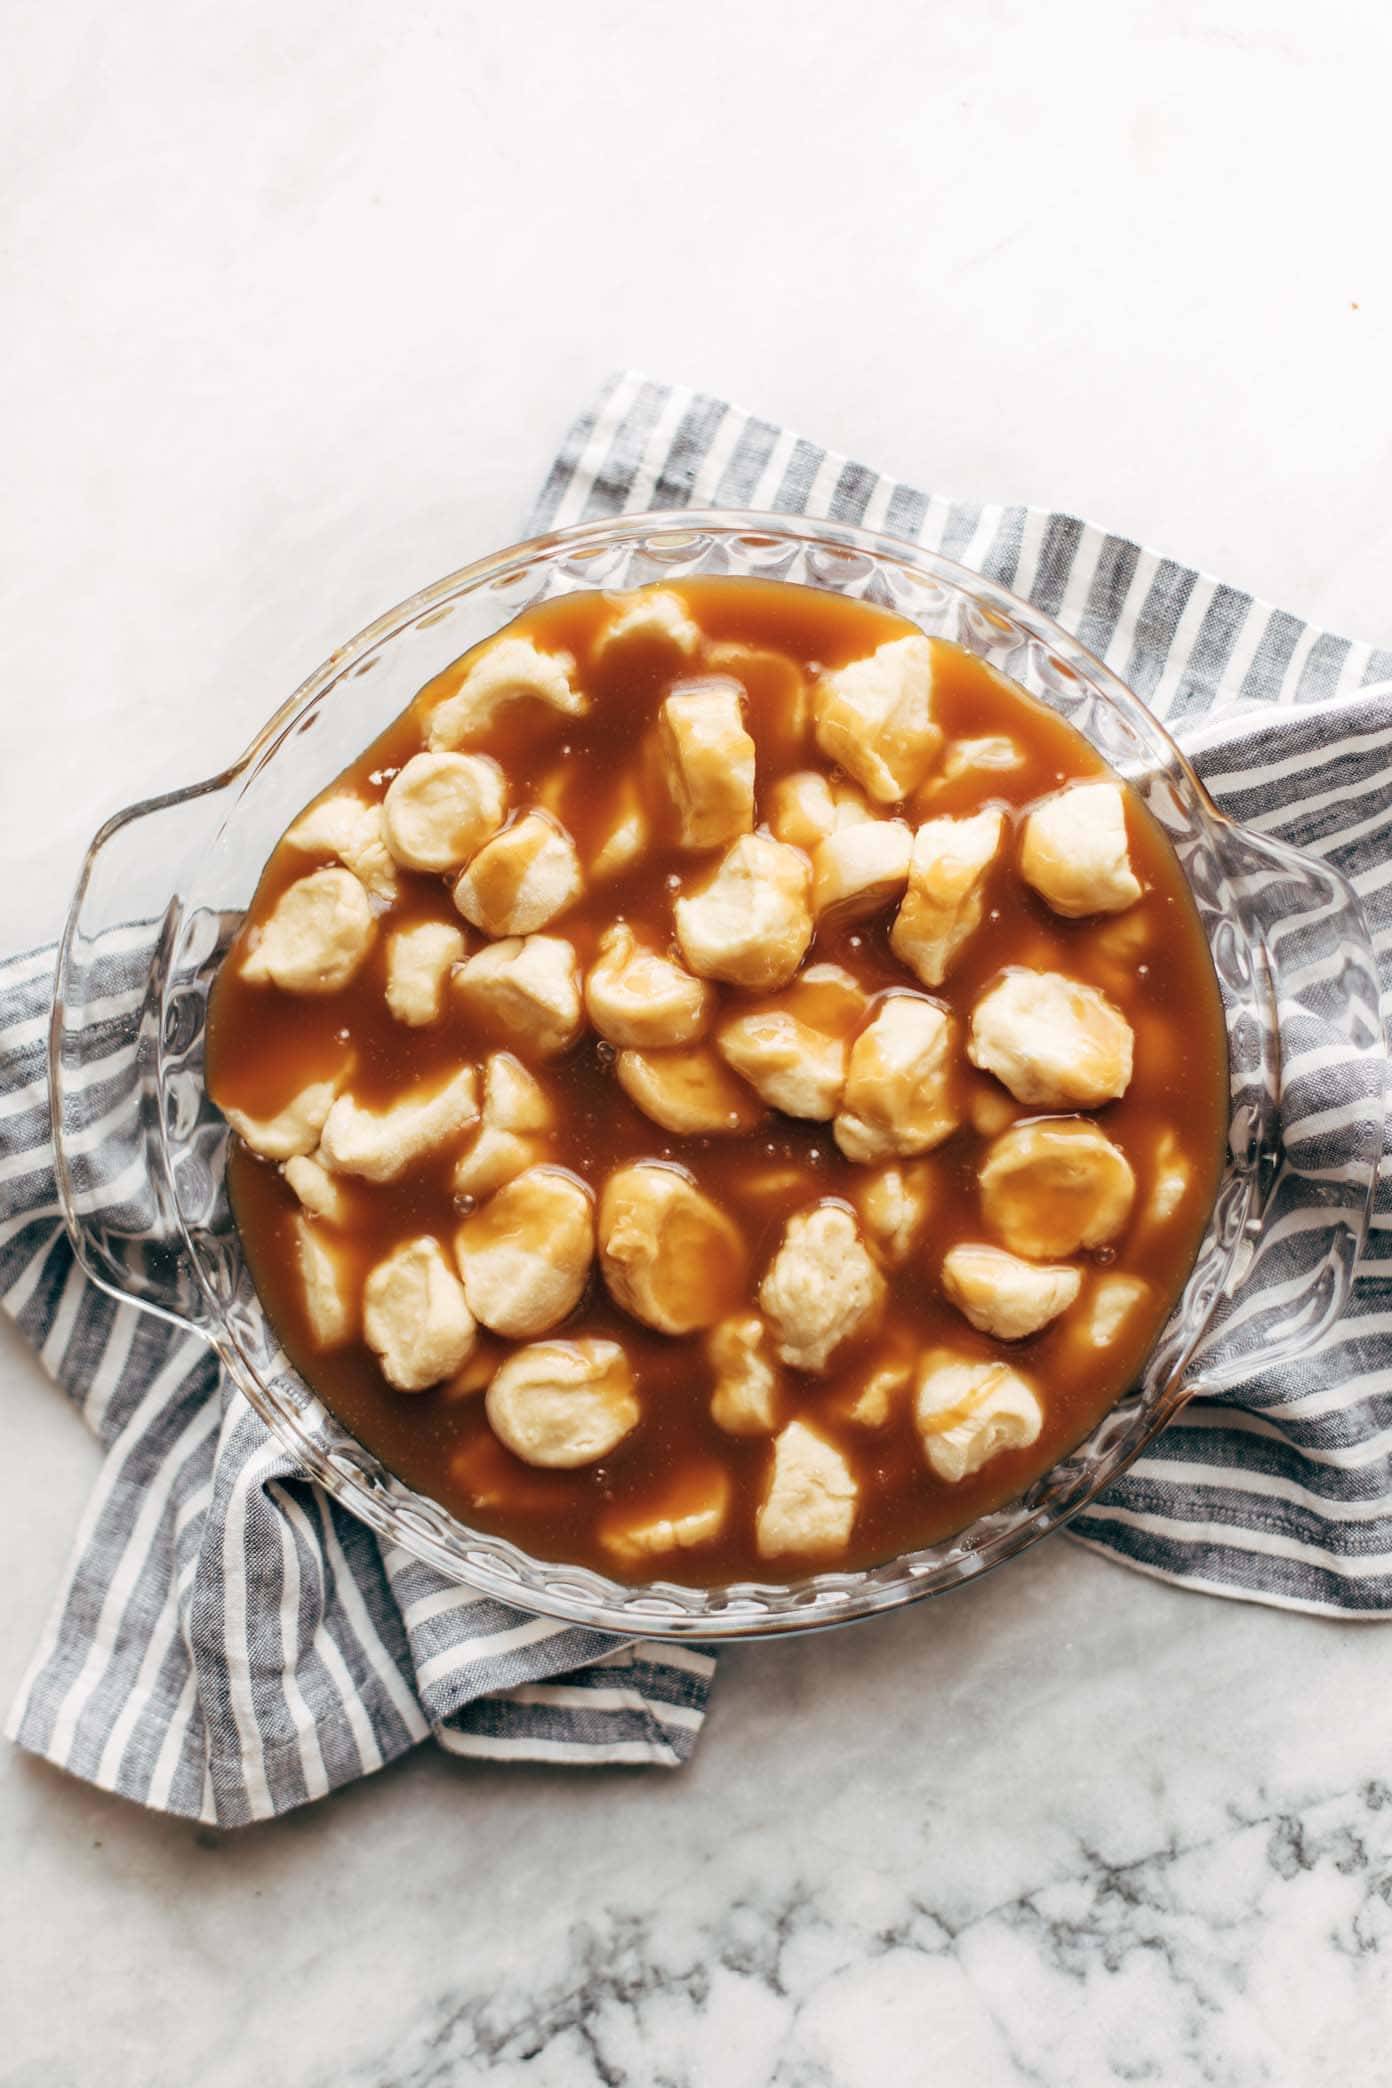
[813,634,941,804]
[295,1216,356,1349]
[767,771,870,851]
[839,1353,913,1430]
[659,677,757,851]
[914,1353,1044,1482]
[597,587,702,659]
[454,1167,594,1338]
[428,635,584,748]
[319,1067,479,1183]
[240,867,376,995]
[943,735,1025,780]
[756,1421,858,1559]
[979,1117,1136,1259]
[283,1153,350,1226]
[715,1010,847,1121]
[452,1051,554,1199]
[812,819,913,918]
[1080,1274,1152,1348]
[758,1203,886,1374]
[617,1046,765,1136]
[673,834,813,990]
[601,1469,731,1568]
[941,1243,1081,1340]
[385,920,467,1027]
[363,1235,477,1392]
[223,1074,344,1160]
[599,1163,747,1335]
[1147,1129,1191,1226]
[1020,780,1142,919]
[286,794,399,902]
[707,1313,781,1435]
[890,810,1005,989]
[485,1338,639,1469]
[584,924,714,1048]
[381,752,507,874]
[968,969,1134,1109]
[835,995,960,1163]
[454,935,583,1056]
[851,1162,935,1268]
[453,811,582,938]
[588,775,650,883]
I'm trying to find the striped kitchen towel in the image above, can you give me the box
[6,380,1391,1833]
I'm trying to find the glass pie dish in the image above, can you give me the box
[50,512,1386,1639]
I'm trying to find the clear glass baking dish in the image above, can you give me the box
[50,511,1386,1639]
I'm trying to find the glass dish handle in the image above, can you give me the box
[1183,820,1385,1393]
[49,777,232,1338]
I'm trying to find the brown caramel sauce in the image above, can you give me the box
[206,578,1228,1584]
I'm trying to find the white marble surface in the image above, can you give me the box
[4,2,1391,2082]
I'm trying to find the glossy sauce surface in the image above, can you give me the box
[207,579,1229,1583]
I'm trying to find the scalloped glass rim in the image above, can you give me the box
[141,509,1320,1637]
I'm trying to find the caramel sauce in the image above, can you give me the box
[206,579,1228,1583]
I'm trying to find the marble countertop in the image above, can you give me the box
[5,2,1390,2082]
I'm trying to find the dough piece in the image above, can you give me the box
[968,970,1134,1109]
[835,995,960,1164]
[967,1082,1020,1139]
[785,963,872,1038]
[295,1216,356,1349]
[659,677,757,851]
[286,793,399,902]
[283,1153,350,1226]
[453,811,582,938]
[851,1162,935,1268]
[979,1117,1136,1259]
[914,1352,1044,1483]
[600,1470,731,1569]
[811,819,913,918]
[1081,1274,1152,1348]
[454,935,583,1057]
[319,1067,479,1183]
[589,776,650,883]
[767,771,871,851]
[706,642,810,762]
[240,867,375,994]
[381,752,507,874]
[758,1203,886,1374]
[454,1166,594,1338]
[596,587,702,658]
[767,770,838,851]
[385,920,467,1027]
[715,1010,847,1121]
[756,1421,858,1559]
[673,833,813,990]
[1019,780,1142,919]
[941,1243,1081,1340]
[812,634,941,804]
[598,1162,747,1335]
[428,635,584,748]
[839,1353,913,1429]
[890,810,1005,989]
[223,1075,343,1160]
[485,1338,639,1469]
[617,1046,765,1135]
[943,735,1025,780]
[584,924,714,1048]
[1147,1129,1192,1226]
[363,1236,476,1392]
[452,1051,554,1199]
[707,1314,781,1436]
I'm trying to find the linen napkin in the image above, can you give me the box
[8,380,1392,1834]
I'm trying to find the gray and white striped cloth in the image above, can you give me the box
[6,379,1392,1832]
